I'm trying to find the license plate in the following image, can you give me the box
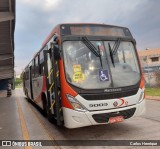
[109,116,124,124]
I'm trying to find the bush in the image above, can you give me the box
[15,78,22,86]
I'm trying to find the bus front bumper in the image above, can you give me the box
[62,100,145,129]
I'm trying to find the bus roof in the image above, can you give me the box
[42,23,131,47]
[24,23,132,71]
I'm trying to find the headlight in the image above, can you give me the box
[138,88,145,103]
[66,94,87,112]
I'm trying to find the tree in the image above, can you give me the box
[15,78,22,86]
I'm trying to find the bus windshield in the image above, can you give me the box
[63,40,140,89]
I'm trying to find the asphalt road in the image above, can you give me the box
[0,89,160,149]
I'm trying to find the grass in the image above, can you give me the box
[145,88,160,96]
[15,85,23,88]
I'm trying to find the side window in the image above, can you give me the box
[40,50,44,63]
[35,56,39,77]
[32,60,35,78]
[23,72,25,80]
[40,50,44,75]
[40,62,45,75]
[40,46,48,75]
[25,68,29,80]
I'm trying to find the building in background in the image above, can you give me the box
[138,48,160,87]
[0,0,16,94]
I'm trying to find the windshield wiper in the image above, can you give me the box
[112,38,121,55]
[108,38,121,67]
[108,43,115,67]
[82,37,102,67]
[82,37,100,57]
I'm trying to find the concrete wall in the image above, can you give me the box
[144,72,160,87]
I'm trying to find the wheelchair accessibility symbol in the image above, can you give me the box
[99,70,109,81]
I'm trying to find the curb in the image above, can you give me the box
[145,96,160,101]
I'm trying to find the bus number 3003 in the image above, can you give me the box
[89,103,108,107]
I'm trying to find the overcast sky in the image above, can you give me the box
[15,0,160,76]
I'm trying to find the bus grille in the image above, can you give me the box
[92,108,136,123]
[80,89,138,100]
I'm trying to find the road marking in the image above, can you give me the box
[18,90,61,149]
[16,97,32,149]
[28,104,61,149]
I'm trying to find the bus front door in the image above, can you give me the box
[43,48,62,126]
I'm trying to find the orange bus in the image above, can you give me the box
[22,23,145,128]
